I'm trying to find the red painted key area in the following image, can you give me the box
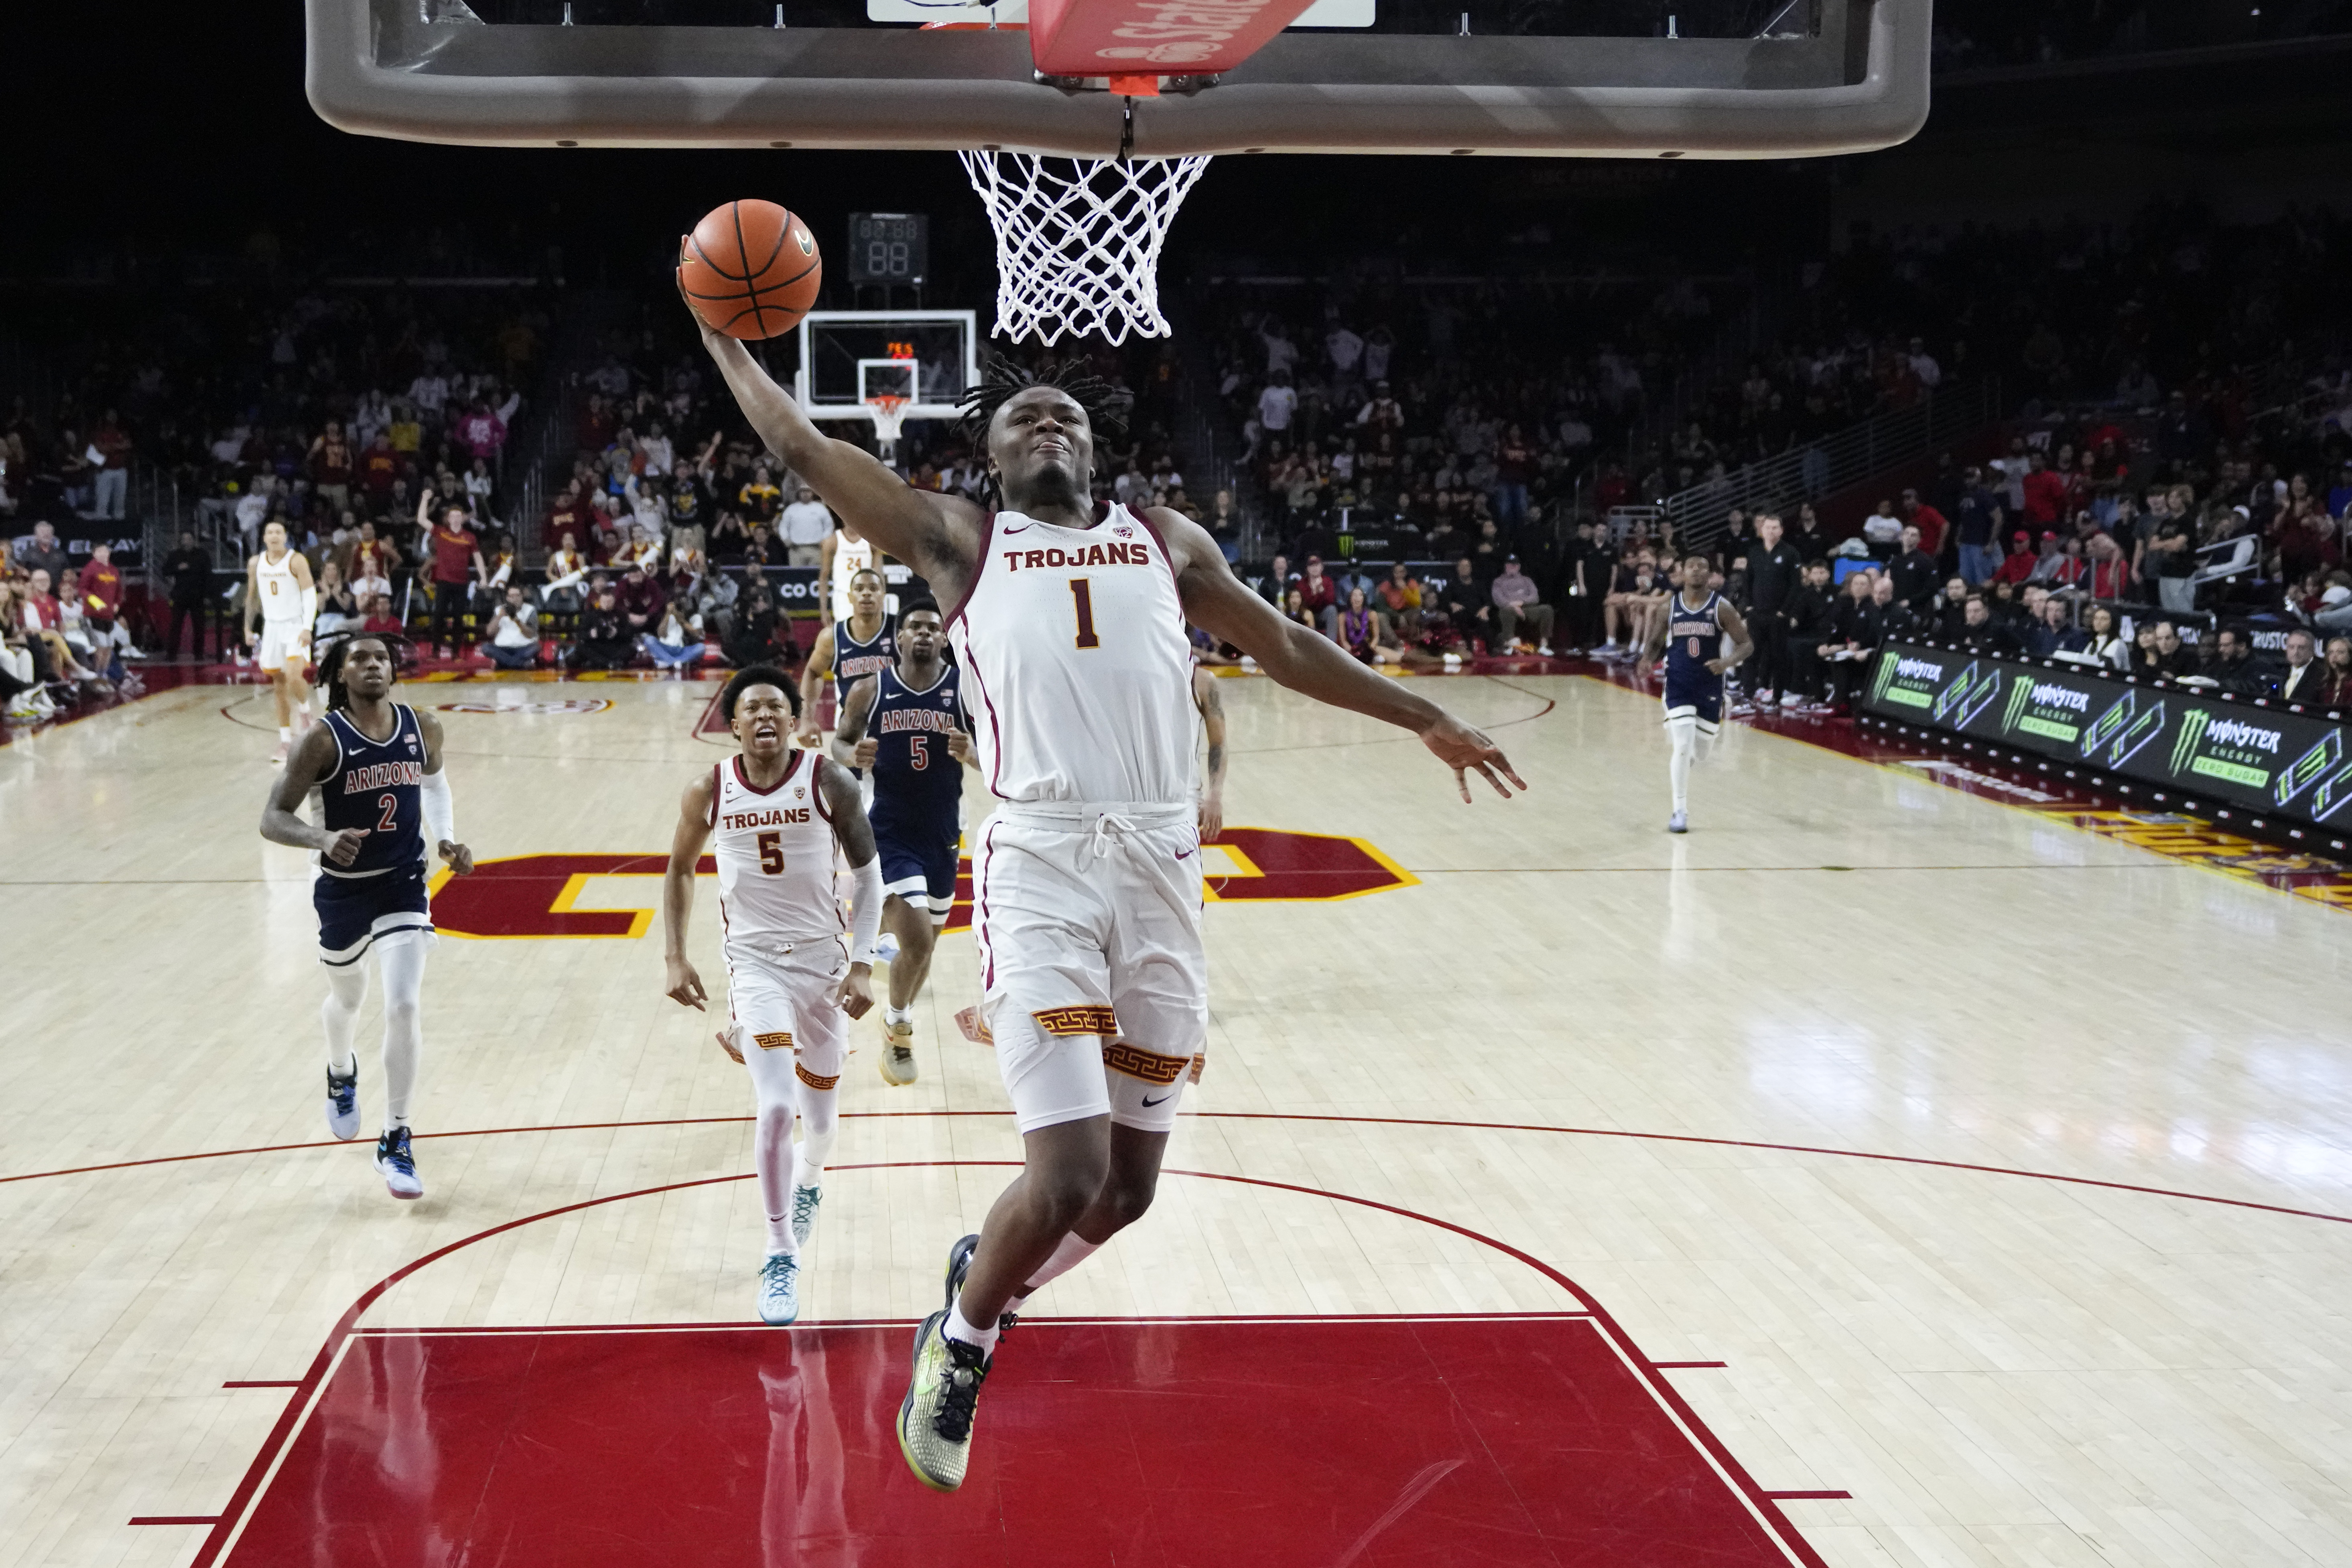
[224,1317,1802,1566]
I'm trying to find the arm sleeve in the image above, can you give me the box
[420,768,456,847]
[301,586,319,628]
[845,853,884,967]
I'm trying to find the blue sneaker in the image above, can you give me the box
[790,1184,823,1249]
[325,1063,360,1141]
[373,1125,423,1199]
[758,1252,800,1325]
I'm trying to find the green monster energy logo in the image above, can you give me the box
[2002,675,2033,734]
[2168,709,2211,776]
[1869,656,1895,705]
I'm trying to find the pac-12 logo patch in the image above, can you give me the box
[1113,523,1134,538]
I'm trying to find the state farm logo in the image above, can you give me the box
[2029,682,2089,713]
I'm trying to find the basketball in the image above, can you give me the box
[678,199,823,340]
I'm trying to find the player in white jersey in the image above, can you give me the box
[244,520,318,764]
[820,517,892,622]
[660,665,885,1327]
[691,293,1524,1492]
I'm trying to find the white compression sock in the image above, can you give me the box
[944,1302,1000,1355]
[885,1003,913,1028]
[1016,1232,1102,1303]
[376,933,428,1130]
[1667,715,1698,813]
[278,725,293,744]
[791,1062,838,1193]
[321,962,365,1077]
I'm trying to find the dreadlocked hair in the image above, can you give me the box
[319,632,407,711]
[957,354,1131,502]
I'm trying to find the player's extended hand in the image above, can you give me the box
[321,827,370,866]
[666,955,709,1011]
[676,239,727,349]
[245,626,258,648]
[793,717,822,749]
[1706,657,1731,674]
[1420,711,1525,802]
[1188,1051,1206,1085]
[852,737,879,769]
[1197,793,1224,841]
[833,961,875,1020]
[438,840,475,875]
[947,729,974,765]
[714,1027,744,1064]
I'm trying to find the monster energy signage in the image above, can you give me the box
[1860,640,2352,831]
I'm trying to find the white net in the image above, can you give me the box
[958,151,1212,346]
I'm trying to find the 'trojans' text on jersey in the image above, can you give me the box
[721,807,812,829]
[1000,542,1152,571]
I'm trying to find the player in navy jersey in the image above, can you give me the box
[1660,551,1754,834]
[260,634,475,1198]
[831,599,974,1087]
[794,567,896,750]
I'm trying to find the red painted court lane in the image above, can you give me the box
[224,1318,1803,1567]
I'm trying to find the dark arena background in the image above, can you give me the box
[5,2,2352,1565]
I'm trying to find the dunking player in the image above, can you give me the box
[794,566,896,750]
[258,634,474,1198]
[245,520,317,764]
[661,666,884,1325]
[830,599,970,1088]
[691,293,1522,1493]
[1661,550,1754,834]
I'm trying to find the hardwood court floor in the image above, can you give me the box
[2,671,2349,1568]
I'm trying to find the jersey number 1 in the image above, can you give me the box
[1068,578,1100,650]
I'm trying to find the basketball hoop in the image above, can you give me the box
[958,150,1212,346]
[865,393,911,463]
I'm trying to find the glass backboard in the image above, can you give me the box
[794,310,979,424]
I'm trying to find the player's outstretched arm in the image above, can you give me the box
[416,711,473,875]
[1192,666,1228,840]
[828,676,879,772]
[816,760,879,1021]
[260,727,370,864]
[1709,603,1757,674]
[662,771,717,1011]
[796,625,836,747]
[683,283,980,589]
[1150,508,1525,802]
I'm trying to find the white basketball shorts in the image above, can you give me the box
[973,802,1207,1135]
[256,621,308,670]
[725,940,850,1093]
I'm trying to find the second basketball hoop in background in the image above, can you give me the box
[959,151,1211,346]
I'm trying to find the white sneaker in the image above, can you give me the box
[325,1064,361,1141]
[1668,810,1688,834]
[1755,689,1775,705]
[1537,645,1554,657]
[790,1184,824,1248]
[1779,693,1804,708]
[758,1252,800,1325]
[269,741,290,765]
[373,1126,423,1199]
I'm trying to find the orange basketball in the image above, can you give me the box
[678,199,823,341]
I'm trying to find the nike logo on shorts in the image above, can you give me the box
[1141,1092,1174,1107]
[1174,849,1195,861]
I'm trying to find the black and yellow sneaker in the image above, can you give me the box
[897,1309,990,1492]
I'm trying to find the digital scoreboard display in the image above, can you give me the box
[847,213,929,285]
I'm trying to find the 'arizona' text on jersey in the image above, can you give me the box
[315,704,427,877]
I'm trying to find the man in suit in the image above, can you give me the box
[2279,628,2328,704]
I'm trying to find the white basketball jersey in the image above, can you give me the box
[709,752,843,955]
[830,536,878,622]
[255,549,303,624]
[947,503,1195,807]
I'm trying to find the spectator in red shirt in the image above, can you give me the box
[93,411,134,520]
[359,432,402,500]
[309,421,355,516]
[417,491,483,660]
[2020,451,2067,528]
[2085,533,2133,600]
[1992,529,2039,586]
[615,563,666,641]
[1296,554,1340,637]
[1899,487,1950,557]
